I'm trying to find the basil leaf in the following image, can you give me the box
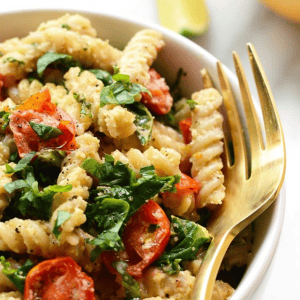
[37,52,80,76]
[0,111,11,131]
[88,198,129,258]
[0,256,34,292]
[112,260,141,298]
[156,216,212,274]
[100,73,151,107]
[5,151,36,174]
[88,69,113,86]
[52,210,72,240]
[29,122,63,140]
[73,93,92,118]
[127,102,153,145]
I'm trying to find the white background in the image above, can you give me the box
[0,1,299,299]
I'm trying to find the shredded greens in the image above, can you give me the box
[100,72,151,107]
[0,256,34,292]
[52,210,72,240]
[156,216,212,274]
[29,122,63,140]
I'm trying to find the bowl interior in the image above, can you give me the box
[0,9,285,299]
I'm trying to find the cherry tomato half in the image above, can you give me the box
[24,257,95,300]
[141,69,173,115]
[179,117,192,144]
[9,89,77,157]
[122,200,171,278]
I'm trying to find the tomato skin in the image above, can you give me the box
[122,200,171,278]
[174,173,201,196]
[141,69,173,115]
[24,257,95,300]
[179,117,192,144]
[9,89,77,157]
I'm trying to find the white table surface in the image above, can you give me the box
[1,1,299,299]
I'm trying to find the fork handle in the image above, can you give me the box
[191,229,236,300]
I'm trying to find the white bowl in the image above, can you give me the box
[0,9,285,300]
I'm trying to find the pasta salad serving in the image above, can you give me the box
[0,13,253,300]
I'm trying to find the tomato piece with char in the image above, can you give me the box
[174,173,200,196]
[9,89,77,157]
[141,69,173,115]
[122,200,171,278]
[24,257,95,300]
[179,117,192,144]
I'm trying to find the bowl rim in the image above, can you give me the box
[0,8,286,299]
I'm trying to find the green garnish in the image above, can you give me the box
[29,122,63,141]
[52,210,72,240]
[88,69,113,86]
[100,73,151,107]
[0,256,34,292]
[73,93,92,118]
[3,57,25,66]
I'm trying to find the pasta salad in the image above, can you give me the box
[0,13,252,300]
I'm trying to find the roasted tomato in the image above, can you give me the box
[122,200,171,278]
[24,257,95,300]
[179,117,192,144]
[9,89,77,157]
[141,68,173,115]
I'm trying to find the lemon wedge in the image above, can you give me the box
[156,0,209,37]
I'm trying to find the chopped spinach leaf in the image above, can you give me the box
[4,166,72,220]
[0,256,34,292]
[156,216,212,274]
[82,156,180,261]
[73,93,92,118]
[29,122,63,140]
[0,111,11,131]
[88,69,113,86]
[126,102,153,145]
[9,151,19,163]
[87,198,129,260]
[155,108,178,129]
[112,260,141,299]
[82,156,179,217]
[52,210,72,240]
[37,52,80,76]
[5,151,36,174]
[100,73,151,107]
[170,67,187,102]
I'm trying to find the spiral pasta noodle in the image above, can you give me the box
[118,29,165,86]
[190,88,225,207]
[0,292,22,300]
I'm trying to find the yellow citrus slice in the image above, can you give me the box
[156,0,209,37]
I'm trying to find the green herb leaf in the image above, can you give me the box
[112,260,141,298]
[5,165,72,220]
[88,198,129,258]
[156,216,212,274]
[9,151,19,163]
[100,73,151,107]
[0,111,11,131]
[0,256,34,292]
[73,93,92,118]
[29,122,63,140]
[36,150,66,168]
[126,102,153,145]
[5,151,36,174]
[187,99,197,110]
[88,69,113,86]
[37,52,80,76]
[52,210,72,240]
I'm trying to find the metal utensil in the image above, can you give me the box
[191,43,286,300]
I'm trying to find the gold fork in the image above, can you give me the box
[191,43,286,300]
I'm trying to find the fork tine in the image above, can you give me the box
[247,43,284,147]
[233,51,264,173]
[217,61,247,171]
